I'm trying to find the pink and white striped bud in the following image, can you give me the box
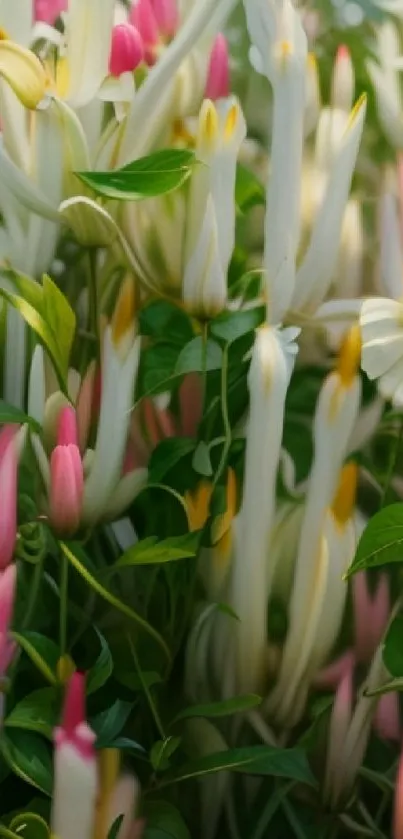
[109,24,144,77]
[151,0,179,39]
[49,407,84,536]
[129,0,159,63]
[0,426,18,571]
[52,673,97,839]
[34,0,66,23]
[0,564,17,676]
[205,34,230,101]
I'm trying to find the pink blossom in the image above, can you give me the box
[49,407,84,535]
[151,0,178,38]
[109,24,144,77]
[205,34,230,101]
[0,426,18,571]
[129,0,159,64]
[34,0,67,24]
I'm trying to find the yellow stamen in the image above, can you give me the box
[280,40,293,57]
[337,324,361,386]
[346,93,367,132]
[200,100,218,146]
[331,462,358,525]
[57,654,76,684]
[111,275,136,348]
[94,749,120,839]
[307,52,317,69]
[224,103,239,141]
[0,27,9,40]
[186,482,213,532]
[0,40,47,109]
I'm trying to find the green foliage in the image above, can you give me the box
[346,503,403,576]
[76,150,196,201]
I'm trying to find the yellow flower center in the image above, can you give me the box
[331,461,358,526]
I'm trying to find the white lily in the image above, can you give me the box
[267,326,362,724]
[360,167,403,405]
[367,20,403,149]
[229,324,299,694]
[82,277,146,525]
[243,0,307,324]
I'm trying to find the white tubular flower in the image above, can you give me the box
[183,97,246,318]
[63,0,115,109]
[360,171,403,405]
[333,198,363,300]
[243,0,307,324]
[272,464,359,728]
[304,53,320,137]
[82,277,143,525]
[0,1,32,46]
[267,327,362,724]
[230,324,299,694]
[291,95,366,314]
[367,21,403,149]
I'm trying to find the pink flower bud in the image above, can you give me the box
[109,24,144,77]
[34,0,67,23]
[151,0,178,38]
[0,565,17,675]
[49,408,83,536]
[205,34,230,101]
[374,692,400,743]
[0,426,18,571]
[353,572,390,663]
[52,674,97,839]
[129,0,159,63]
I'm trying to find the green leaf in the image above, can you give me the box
[210,306,264,343]
[141,343,181,395]
[139,300,194,345]
[1,732,52,796]
[5,688,59,740]
[87,629,114,695]
[142,801,190,839]
[148,438,196,483]
[192,441,213,477]
[0,400,41,432]
[9,813,49,839]
[116,532,200,567]
[12,632,60,686]
[345,503,403,576]
[107,816,124,839]
[175,337,222,375]
[159,745,316,788]
[172,694,262,725]
[76,149,196,201]
[235,163,265,213]
[365,677,403,697]
[91,700,133,748]
[61,542,170,661]
[150,737,182,772]
[0,270,75,389]
[383,613,403,677]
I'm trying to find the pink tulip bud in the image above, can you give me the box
[129,0,159,63]
[34,0,67,23]
[313,649,355,690]
[395,742,403,839]
[0,426,18,571]
[142,399,176,448]
[324,666,353,803]
[151,0,178,38]
[109,24,144,77]
[49,408,83,536]
[76,362,96,454]
[205,34,230,101]
[52,673,97,839]
[0,565,17,676]
[374,692,400,743]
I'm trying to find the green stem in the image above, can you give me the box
[59,551,69,657]
[214,343,231,488]
[21,555,44,631]
[127,633,165,739]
